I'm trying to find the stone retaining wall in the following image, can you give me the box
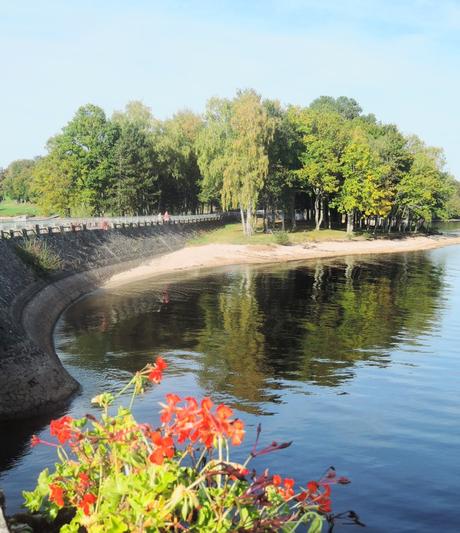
[0,220,221,421]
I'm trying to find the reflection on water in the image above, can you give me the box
[57,254,445,413]
[1,243,460,533]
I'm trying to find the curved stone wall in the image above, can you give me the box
[0,221,221,420]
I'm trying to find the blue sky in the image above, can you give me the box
[1,0,459,177]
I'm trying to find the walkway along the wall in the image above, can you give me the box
[0,218,223,421]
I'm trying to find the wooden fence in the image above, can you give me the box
[0,214,226,240]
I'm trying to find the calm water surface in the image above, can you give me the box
[1,226,460,532]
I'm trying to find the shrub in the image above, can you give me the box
[23,358,357,532]
[15,238,62,274]
[273,231,290,246]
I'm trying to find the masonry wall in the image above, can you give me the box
[0,221,221,420]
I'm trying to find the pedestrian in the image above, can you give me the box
[163,210,170,224]
[157,212,163,224]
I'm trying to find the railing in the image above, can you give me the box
[0,213,227,240]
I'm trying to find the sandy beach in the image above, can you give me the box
[103,234,460,288]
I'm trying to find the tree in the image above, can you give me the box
[309,96,363,120]
[334,128,392,233]
[1,159,37,203]
[47,104,119,215]
[155,110,203,213]
[32,155,73,215]
[111,102,159,215]
[222,89,274,235]
[197,90,274,235]
[292,108,348,230]
[446,179,460,218]
[262,100,301,231]
[196,97,234,208]
[395,137,453,230]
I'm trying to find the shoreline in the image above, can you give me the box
[104,234,460,288]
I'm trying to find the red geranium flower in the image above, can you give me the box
[79,493,97,516]
[49,483,64,507]
[49,416,74,444]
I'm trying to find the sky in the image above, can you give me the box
[1,0,459,176]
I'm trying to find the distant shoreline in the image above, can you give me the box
[104,234,460,288]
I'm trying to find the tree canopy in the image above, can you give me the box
[2,91,457,233]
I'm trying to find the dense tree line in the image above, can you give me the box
[1,91,459,233]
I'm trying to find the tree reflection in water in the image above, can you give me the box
[56,252,445,414]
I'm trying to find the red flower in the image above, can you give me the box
[160,394,246,448]
[148,431,175,465]
[147,357,168,383]
[155,356,167,371]
[79,493,97,516]
[216,404,233,420]
[272,474,282,486]
[297,491,308,502]
[229,419,245,446]
[49,483,64,507]
[78,472,91,489]
[49,416,74,444]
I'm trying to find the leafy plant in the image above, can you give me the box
[24,358,357,532]
[273,231,290,246]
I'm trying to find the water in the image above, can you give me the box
[1,228,460,531]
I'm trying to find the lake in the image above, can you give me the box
[1,226,460,532]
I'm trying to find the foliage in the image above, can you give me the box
[24,358,354,532]
[446,179,460,218]
[309,96,362,120]
[110,105,159,215]
[1,91,456,231]
[15,238,62,274]
[273,231,290,246]
[0,158,38,203]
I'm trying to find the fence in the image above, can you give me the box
[0,213,227,240]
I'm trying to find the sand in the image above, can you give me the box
[104,234,460,288]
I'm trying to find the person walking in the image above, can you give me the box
[163,210,170,224]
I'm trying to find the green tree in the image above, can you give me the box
[197,90,274,235]
[292,108,348,230]
[1,158,37,203]
[111,101,159,215]
[261,100,302,231]
[31,154,73,215]
[47,104,119,215]
[223,90,274,235]
[309,96,362,120]
[446,178,460,218]
[155,110,203,213]
[334,128,392,233]
[196,97,233,208]
[395,137,453,230]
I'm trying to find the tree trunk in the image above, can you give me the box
[347,210,354,234]
[291,194,296,231]
[315,196,324,231]
[240,205,247,235]
[246,206,253,236]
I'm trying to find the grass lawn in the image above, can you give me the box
[0,199,40,217]
[189,222,368,246]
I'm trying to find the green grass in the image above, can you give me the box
[189,223,367,246]
[0,198,40,217]
[14,238,62,275]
